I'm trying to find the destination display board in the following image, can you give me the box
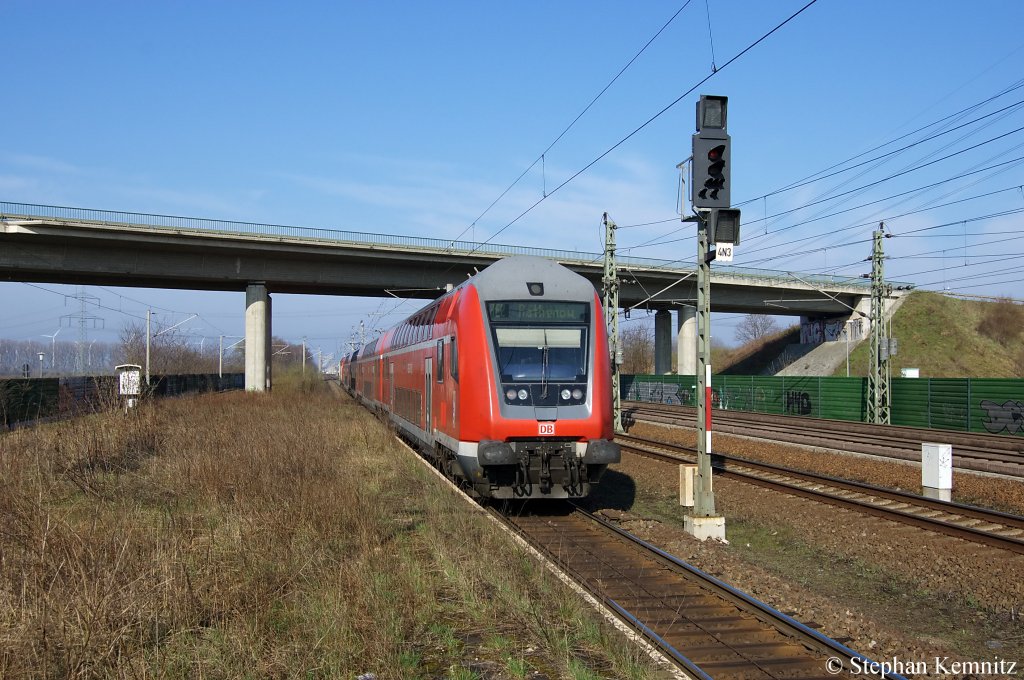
[487,301,588,324]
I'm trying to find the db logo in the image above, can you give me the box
[538,422,556,436]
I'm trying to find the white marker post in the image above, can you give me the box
[921,442,952,502]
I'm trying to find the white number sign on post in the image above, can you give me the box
[716,242,735,262]
[116,364,143,411]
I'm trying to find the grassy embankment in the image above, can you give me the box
[0,372,658,679]
[840,291,1024,377]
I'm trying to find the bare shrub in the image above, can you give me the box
[977,297,1024,346]
[620,324,654,374]
[736,314,780,345]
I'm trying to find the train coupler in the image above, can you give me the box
[539,450,552,495]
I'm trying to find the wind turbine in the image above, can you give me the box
[41,328,61,370]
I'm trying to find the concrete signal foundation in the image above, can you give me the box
[684,515,726,542]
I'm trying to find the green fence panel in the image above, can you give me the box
[751,376,785,415]
[622,374,696,406]
[819,377,865,422]
[623,374,1023,436]
[891,378,932,428]
[715,375,748,412]
[862,378,973,431]
[969,379,1024,437]
[779,376,820,417]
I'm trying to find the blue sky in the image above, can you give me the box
[3,1,1024,361]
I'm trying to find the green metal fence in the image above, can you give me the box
[622,374,1024,437]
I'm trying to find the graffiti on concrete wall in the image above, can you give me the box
[800,317,864,345]
[980,399,1024,435]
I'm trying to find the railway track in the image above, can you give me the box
[624,402,1024,477]
[497,503,903,680]
[617,433,1024,555]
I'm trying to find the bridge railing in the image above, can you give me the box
[1,201,875,290]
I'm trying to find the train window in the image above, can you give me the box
[450,337,458,380]
[436,339,444,382]
[493,327,587,382]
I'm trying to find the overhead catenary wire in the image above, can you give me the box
[364,1,823,337]
[444,0,696,248]
[460,0,820,255]
[19,282,232,340]
[733,90,1024,208]
[615,77,1024,254]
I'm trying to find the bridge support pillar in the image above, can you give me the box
[245,283,271,392]
[654,309,672,374]
[677,305,696,376]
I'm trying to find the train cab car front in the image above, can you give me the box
[457,256,622,499]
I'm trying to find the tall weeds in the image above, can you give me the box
[0,385,656,679]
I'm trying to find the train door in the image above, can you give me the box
[424,357,432,432]
[389,362,395,408]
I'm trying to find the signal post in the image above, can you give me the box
[683,95,739,542]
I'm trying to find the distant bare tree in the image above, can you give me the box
[119,322,209,374]
[620,324,654,374]
[735,314,779,345]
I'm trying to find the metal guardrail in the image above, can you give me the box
[1,200,874,289]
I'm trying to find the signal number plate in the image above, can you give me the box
[538,422,556,436]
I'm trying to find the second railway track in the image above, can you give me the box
[624,402,1024,477]
[617,433,1024,555]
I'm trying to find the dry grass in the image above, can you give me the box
[0,375,658,679]
[977,297,1024,347]
[845,291,1022,377]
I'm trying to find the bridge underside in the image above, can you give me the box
[1,217,873,388]
[0,220,865,313]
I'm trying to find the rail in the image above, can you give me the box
[617,433,1024,554]
[499,504,905,679]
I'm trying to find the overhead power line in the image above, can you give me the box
[448,0,696,247]
[463,0,821,254]
[743,98,1024,206]
[615,77,1024,246]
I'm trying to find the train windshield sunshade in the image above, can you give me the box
[494,328,581,348]
[494,328,586,381]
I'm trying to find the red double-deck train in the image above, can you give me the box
[340,255,620,499]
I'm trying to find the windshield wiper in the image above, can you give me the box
[540,345,549,398]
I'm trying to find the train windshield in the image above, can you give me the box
[488,302,589,382]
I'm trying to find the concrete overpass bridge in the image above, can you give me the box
[1,201,882,390]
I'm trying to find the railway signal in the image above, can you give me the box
[681,94,735,542]
[692,95,731,209]
[709,208,741,246]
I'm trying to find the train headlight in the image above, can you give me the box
[517,389,529,401]
[505,388,518,401]
[560,389,571,401]
[571,388,584,400]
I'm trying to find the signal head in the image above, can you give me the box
[696,95,728,132]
